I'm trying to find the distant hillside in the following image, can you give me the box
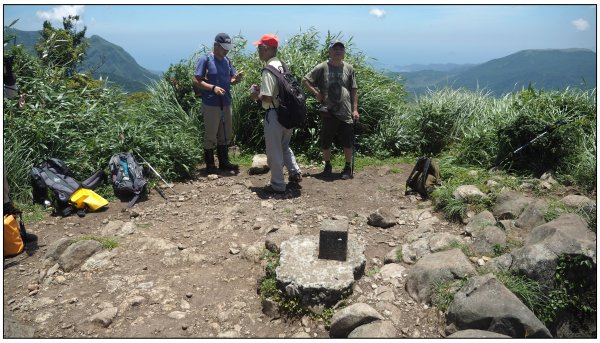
[81,35,159,92]
[392,49,596,97]
[448,49,596,95]
[394,63,476,73]
[5,28,159,92]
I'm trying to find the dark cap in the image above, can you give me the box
[329,41,345,49]
[215,33,233,50]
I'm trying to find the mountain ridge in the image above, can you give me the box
[393,48,596,97]
[5,28,159,92]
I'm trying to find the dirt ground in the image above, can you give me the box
[4,162,463,338]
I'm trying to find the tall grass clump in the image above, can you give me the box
[411,87,517,165]
[496,87,596,190]
[4,43,204,202]
[165,28,408,161]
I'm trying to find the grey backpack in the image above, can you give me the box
[109,152,148,207]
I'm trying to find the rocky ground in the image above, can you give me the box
[2,162,588,338]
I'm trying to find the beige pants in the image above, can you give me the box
[202,104,233,149]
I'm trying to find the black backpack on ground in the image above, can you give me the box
[405,157,441,199]
[108,152,148,208]
[263,62,306,129]
[31,158,106,216]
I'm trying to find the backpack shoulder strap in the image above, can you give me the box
[419,158,432,198]
[264,64,281,76]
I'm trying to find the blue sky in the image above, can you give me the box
[3,4,597,72]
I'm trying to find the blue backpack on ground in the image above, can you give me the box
[108,152,148,207]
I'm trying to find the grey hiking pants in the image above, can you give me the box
[263,109,301,192]
[202,104,233,149]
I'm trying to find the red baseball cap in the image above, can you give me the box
[253,34,279,48]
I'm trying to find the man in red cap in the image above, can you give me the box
[249,34,302,194]
[194,33,244,174]
[303,40,360,180]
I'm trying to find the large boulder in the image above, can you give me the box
[367,208,398,228]
[447,329,511,338]
[560,194,596,209]
[514,199,548,230]
[329,303,383,338]
[248,154,269,175]
[509,213,596,288]
[405,249,476,304]
[446,274,552,338]
[58,239,102,272]
[3,310,35,338]
[470,226,506,255]
[43,238,75,266]
[464,210,496,236]
[493,190,530,220]
[347,320,397,338]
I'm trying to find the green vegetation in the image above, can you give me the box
[6,27,160,92]
[365,266,380,277]
[490,255,596,326]
[3,21,595,214]
[78,235,119,250]
[444,241,475,257]
[395,49,596,97]
[431,277,467,312]
[545,199,597,230]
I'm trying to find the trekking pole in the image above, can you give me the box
[494,119,567,169]
[219,96,228,148]
[133,150,177,195]
[351,119,357,177]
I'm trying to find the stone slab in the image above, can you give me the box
[276,235,365,306]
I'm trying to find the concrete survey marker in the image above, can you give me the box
[318,219,348,261]
[276,234,366,306]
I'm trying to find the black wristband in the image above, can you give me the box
[212,85,216,93]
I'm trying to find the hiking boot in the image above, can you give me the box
[288,172,302,183]
[23,233,38,243]
[204,149,218,174]
[322,164,332,177]
[341,165,352,180]
[263,185,286,195]
[217,145,239,171]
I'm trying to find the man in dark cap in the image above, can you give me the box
[303,40,360,180]
[194,33,244,174]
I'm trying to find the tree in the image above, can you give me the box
[35,15,89,75]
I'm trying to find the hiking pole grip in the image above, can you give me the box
[133,150,177,195]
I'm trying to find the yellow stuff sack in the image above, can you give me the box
[4,214,24,257]
[69,188,108,211]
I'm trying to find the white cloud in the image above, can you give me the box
[572,18,590,31]
[36,5,86,24]
[369,8,385,19]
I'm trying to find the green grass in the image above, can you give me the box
[78,236,119,250]
[14,202,48,224]
[445,241,475,257]
[395,247,403,262]
[431,278,467,312]
[365,266,380,277]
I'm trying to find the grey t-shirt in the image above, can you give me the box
[304,61,357,123]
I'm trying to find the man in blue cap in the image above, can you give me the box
[195,33,244,174]
[303,40,360,180]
